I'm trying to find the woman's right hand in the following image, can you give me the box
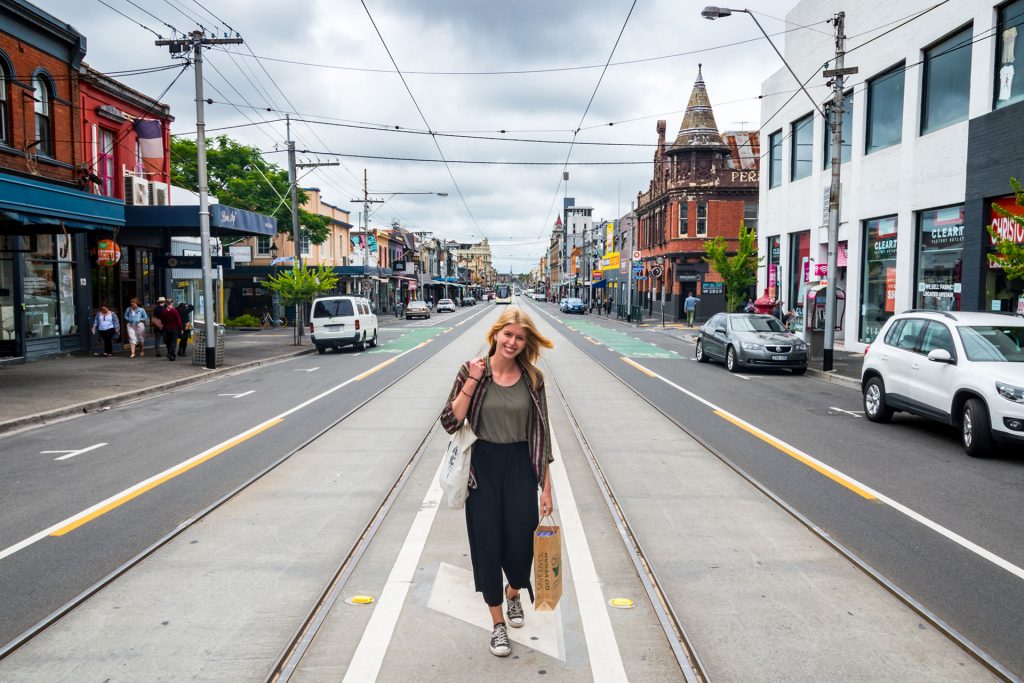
[467,357,485,382]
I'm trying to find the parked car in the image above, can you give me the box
[309,295,378,353]
[695,313,808,374]
[405,300,431,319]
[463,296,477,306]
[533,291,546,301]
[436,298,456,313]
[861,310,1024,457]
[560,297,585,314]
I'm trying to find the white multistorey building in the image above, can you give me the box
[759,0,1024,352]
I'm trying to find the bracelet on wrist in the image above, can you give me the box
[466,376,479,383]
[461,388,473,398]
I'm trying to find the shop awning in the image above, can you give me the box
[1,171,125,233]
[591,279,608,289]
[123,204,277,237]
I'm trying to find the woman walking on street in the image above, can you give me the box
[91,305,119,357]
[441,308,555,658]
[123,298,148,358]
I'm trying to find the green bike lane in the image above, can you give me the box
[556,318,680,359]
[368,326,451,354]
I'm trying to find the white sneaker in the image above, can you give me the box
[489,622,510,657]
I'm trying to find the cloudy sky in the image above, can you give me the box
[36,0,819,271]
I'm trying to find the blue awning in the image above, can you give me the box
[591,279,608,289]
[124,204,277,237]
[0,171,124,232]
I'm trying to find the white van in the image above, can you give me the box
[309,296,378,353]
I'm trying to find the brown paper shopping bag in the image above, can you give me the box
[533,520,562,611]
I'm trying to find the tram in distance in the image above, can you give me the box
[494,284,512,304]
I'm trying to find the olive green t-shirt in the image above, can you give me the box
[476,374,532,444]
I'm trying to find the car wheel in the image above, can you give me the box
[962,398,994,458]
[862,377,893,423]
[355,334,366,351]
[791,366,807,376]
[316,345,326,355]
[726,346,741,373]
[369,330,378,348]
[695,339,709,363]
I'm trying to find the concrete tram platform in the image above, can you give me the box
[0,306,991,681]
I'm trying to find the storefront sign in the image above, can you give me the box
[768,264,777,298]
[605,222,615,253]
[885,267,897,313]
[703,282,724,294]
[677,272,700,282]
[229,246,252,264]
[990,197,1024,262]
[96,239,121,267]
[601,252,620,271]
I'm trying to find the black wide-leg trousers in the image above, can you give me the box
[465,440,538,607]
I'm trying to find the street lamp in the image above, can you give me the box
[702,6,850,372]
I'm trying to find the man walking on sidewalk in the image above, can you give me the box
[160,303,183,361]
[152,297,167,357]
[683,292,701,327]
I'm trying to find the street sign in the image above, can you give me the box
[651,265,663,278]
[360,279,372,292]
[632,250,641,260]
[158,255,231,268]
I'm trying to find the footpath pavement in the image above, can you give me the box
[585,307,864,389]
[0,328,313,437]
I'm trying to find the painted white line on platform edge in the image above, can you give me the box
[0,344,430,563]
[621,356,1024,584]
[42,443,108,461]
[344,454,446,682]
[548,431,629,681]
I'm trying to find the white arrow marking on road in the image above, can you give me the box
[42,443,108,462]
[295,367,319,373]
[829,406,863,418]
[218,390,254,399]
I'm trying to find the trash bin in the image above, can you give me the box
[192,322,226,366]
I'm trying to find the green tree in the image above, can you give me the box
[171,135,330,244]
[702,222,761,313]
[263,265,340,344]
[988,177,1024,281]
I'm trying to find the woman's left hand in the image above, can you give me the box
[539,490,553,517]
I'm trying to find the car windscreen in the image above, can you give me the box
[567,298,583,304]
[957,325,1024,362]
[730,315,786,333]
[313,299,353,318]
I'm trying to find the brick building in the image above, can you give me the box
[635,66,759,321]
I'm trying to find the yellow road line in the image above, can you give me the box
[621,357,656,377]
[51,418,283,536]
[714,410,876,500]
[584,335,601,345]
[355,356,398,381]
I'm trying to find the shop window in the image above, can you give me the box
[987,195,1024,312]
[678,201,689,236]
[916,206,964,311]
[744,201,758,231]
[860,216,899,343]
[866,65,905,154]
[33,75,53,157]
[98,129,115,197]
[823,92,853,169]
[767,235,781,300]
[768,130,782,188]
[922,26,973,134]
[257,236,272,256]
[790,113,813,181]
[23,236,74,339]
[789,230,810,309]
[696,201,707,236]
[996,0,1024,108]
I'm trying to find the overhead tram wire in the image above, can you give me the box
[93,0,164,38]
[360,0,486,241]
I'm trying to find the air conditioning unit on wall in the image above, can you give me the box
[124,175,150,206]
[149,181,169,206]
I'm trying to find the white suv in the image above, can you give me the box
[309,296,378,353]
[861,310,1024,457]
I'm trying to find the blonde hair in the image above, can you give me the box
[485,308,554,386]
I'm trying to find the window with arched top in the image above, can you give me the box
[33,75,53,156]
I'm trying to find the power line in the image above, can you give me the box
[92,0,163,38]
[277,151,654,165]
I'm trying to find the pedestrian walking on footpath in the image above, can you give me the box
[176,301,194,356]
[441,308,555,658]
[123,298,148,358]
[152,297,168,357]
[91,305,120,357]
[683,291,701,327]
[160,302,183,361]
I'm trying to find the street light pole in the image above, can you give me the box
[156,31,243,370]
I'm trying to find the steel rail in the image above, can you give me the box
[0,322,472,664]
[527,298,1018,683]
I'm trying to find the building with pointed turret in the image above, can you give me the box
[634,66,759,322]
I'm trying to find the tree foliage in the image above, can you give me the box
[171,135,330,244]
[262,264,340,305]
[988,177,1024,281]
[702,222,762,313]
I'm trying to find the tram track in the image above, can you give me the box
[532,299,1017,683]
[0,321,477,665]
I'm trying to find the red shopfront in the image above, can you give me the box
[987,196,1024,313]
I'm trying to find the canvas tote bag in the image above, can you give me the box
[438,419,476,509]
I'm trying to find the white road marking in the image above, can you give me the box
[548,432,628,681]
[829,406,863,418]
[42,443,108,462]
[217,390,254,399]
[623,357,1024,584]
[295,367,320,373]
[735,374,752,380]
[344,454,446,682]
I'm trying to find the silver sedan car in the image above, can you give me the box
[695,313,808,374]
